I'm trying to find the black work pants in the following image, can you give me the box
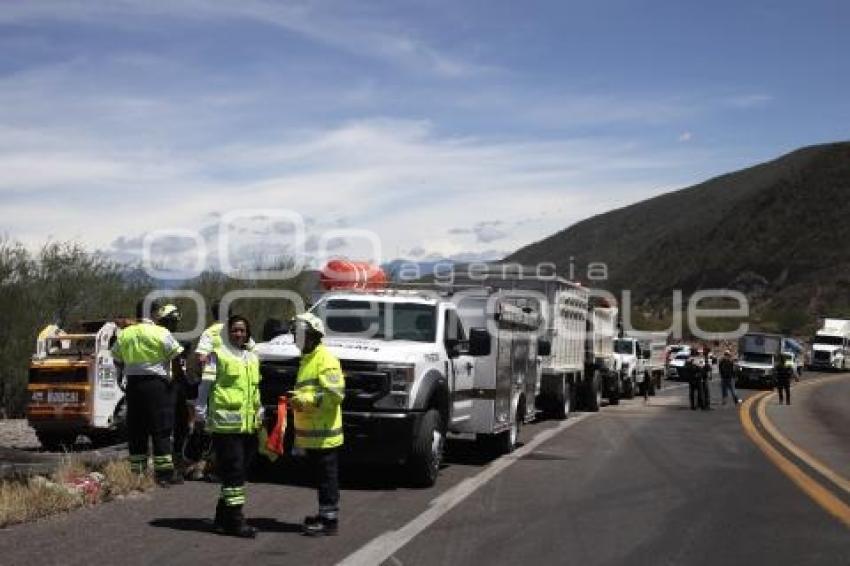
[689,380,703,410]
[213,433,257,506]
[126,376,175,474]
[172,379,191,464]
[307,448,340,520]
[777,379,791,405]
[700,378,711,410]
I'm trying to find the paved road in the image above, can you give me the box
[1,376,848,566]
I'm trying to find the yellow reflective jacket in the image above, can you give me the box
[293,344,345,449]
[208,346,262,434]
[112,320,183,378]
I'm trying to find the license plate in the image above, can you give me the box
[46,390,80,404]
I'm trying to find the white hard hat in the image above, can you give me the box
[156,303,181,321]
[295,312,325,336]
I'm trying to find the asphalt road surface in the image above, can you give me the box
[1,374,848,566]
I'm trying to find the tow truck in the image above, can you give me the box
[27,321,124,450]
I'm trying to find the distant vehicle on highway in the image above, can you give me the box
[666,351,690,380]
[735,332,795,387]
[810,318,850,371]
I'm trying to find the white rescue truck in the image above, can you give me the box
[810,318,850,371]
[255,285,541,486]
[27,321,124,449]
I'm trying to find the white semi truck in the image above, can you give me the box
[612,331,668,400]
[810,318,850,371]
[255,285,542,486]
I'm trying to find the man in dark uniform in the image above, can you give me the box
[775,355,794,405]
[719,350,741,405]
[685,356,701,410]
[699,349,712,410]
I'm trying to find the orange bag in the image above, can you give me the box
[266,396,288,455]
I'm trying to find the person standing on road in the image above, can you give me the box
[719,350,741,406]
[291,313,345,537]
[685,355,700,410]
[113,299,184,487]
[188,300,253,480]
[155,304,193,478]
[699,350,712,411]
[208,315,262,538]
[774,355,794,405]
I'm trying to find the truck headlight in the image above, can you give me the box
[379,364,415,393]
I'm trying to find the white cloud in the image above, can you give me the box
[678,131,693,143]
[0,0,491,79]
[1,116,707,261]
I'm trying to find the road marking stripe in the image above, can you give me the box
[337,413,593,566]
[756,384,850,494]
[740,392,850,529]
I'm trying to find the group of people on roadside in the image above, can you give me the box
[682,347,798,411]
[111,299,344,539]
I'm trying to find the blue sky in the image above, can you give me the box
[0,0,848,270]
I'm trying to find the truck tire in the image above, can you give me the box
[608,377,621,405]
[36,431,77,452]
[587,370,601,412]
[492,403,522,455]
[407,409,444,488]
[551,380,571,419]
[624,375,635,399]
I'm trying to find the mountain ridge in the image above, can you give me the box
[507,141,850,333]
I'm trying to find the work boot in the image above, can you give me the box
[218,505,257,539]
[303,517,338,537]
[155,470,184,487]
[213,500,226,530]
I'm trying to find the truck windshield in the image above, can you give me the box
[741,353,773,364]
[813,335,844,346]
[614,339,634,355]
[316,299,437,343]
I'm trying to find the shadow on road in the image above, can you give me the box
[149,517,302,534]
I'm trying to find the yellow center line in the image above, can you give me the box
[756,375,850,494]
[739,390,850,529]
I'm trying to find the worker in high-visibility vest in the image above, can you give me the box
[155,304,193,477]
[183,301,227,480]
[207,314,262,539]
[112,299,184,486]
[290,312,345,536]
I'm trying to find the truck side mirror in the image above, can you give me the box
[468,328,491,357]
[538,338,552,357]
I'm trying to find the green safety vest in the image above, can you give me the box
[293,344,345,449]
[208,346,262,434]
[113,321,183,377]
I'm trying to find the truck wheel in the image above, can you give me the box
[493,404,522,455]
[552,381,571,419]
[408,409,444,488]
[36,431,77,452]
[587,371,601,412]
[624,376,635,399]
[608,378,621,405]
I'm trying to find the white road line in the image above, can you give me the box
[336,413,593,566]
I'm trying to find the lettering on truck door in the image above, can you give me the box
[444,308,474,426]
